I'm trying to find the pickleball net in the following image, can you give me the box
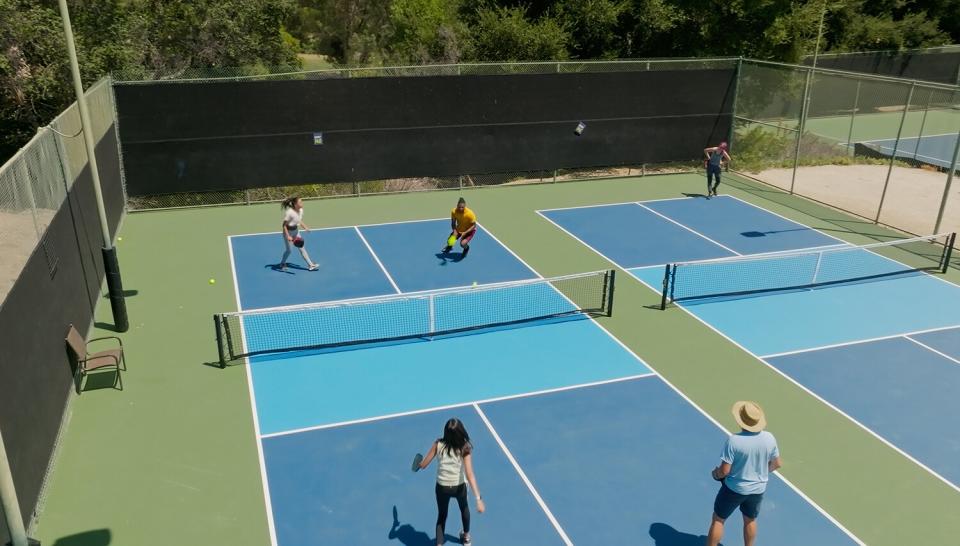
[660,232,955,309]
[215,269,616,365]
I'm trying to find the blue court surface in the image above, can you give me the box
[228,217,858,545]
[859,133,960,170]
[767,328,960,490]
[540,194,960,492]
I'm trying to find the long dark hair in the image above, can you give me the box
[281,196,300,210]
[439,418,471,457]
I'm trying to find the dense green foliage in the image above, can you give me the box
[1,0,958,160]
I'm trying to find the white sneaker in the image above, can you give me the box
[308,263,319,271]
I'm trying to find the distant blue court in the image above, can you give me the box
[540,194,960,492]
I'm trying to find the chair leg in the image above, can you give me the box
[116,366,123,391]
[74,366,83,395]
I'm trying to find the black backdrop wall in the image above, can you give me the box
[115,69,736,196]
[0,129,123,544]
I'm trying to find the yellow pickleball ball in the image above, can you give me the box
[209,278,216,285]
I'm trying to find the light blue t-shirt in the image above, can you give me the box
[720,431,779,495]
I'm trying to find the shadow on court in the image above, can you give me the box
[649,522,714,546]
[51,528,112,546]
[389,506,461,546]
[435,252,466,264]
[265,263,314,274]
[681,192,708,199]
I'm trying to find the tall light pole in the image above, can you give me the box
[789,1,829,193]
[1,427,38,545]
[56,0,128,332]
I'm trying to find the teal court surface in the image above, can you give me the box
[225,216,859,545]
[539,194,960,495]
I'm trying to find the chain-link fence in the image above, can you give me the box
[113,58,739,84]
[118,58,733,210]
[125,161,697,210]
[0,78,117,304]
[733,59,960,241]
[804,45,960,86]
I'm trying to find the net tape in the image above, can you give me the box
[216,269,615,365]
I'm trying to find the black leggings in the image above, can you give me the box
[707,164,722,191]
[435,483,469,539]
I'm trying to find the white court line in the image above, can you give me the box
[868,132,960,143]
[260,374,655,439]
[610,193,960,493]
[636,202,742,256]
[631,268,960,495]
[473,403,575,546]
[904,336,960,367]
[225,236,280,546]
[760,324,960,359]
[538,201,957,499]
[534,210,657,271]
[230,217,448,238]
[353,226,402,294]
[870,146,954,165]
[537,195,691,213]
[482,220,863,543]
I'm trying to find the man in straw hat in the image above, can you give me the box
[706,401,782,546]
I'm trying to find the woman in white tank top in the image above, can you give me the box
[278,196,319,271]
[416,418,485,546]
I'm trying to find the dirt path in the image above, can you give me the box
[749,164,959,236]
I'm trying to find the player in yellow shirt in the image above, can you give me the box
[443,197,477,257]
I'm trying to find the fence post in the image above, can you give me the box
[728,57,743,151]
[845,80,861,154]
[354,181,360,196]
[933,127,960,233]
[875,81,916,223]
[16,153,41,239]
[789,66,813,194]
[0,426,37,546]
[553,169,557,183]
[914,89,933,157]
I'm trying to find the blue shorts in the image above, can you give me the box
[713,482,764,520]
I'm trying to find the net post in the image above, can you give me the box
[428,294,436,336]
[876,81,916,223]
[214,314,226,368]
[942,233,956,274]
[660,264,671,310]
[604,269,616,317]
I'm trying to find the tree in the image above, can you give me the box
[389,0,470,63]
[556,0,628,59]
[135,0,300,77]
[307,0,392,65]
[470,5,569,61]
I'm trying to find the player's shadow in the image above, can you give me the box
[389,506,460,545]
[435,251,466,264]
[649,522,715,546]
[266,263,308,274]
[681,192,709,199]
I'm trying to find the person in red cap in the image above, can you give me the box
[703,141,731,198]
